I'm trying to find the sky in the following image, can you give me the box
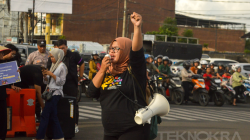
[175,0,250,32]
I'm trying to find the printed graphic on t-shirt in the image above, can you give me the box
[101,75,123,90]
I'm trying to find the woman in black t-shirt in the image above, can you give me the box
[87,12,150,140]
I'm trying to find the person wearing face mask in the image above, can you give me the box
[197,60,208,75]
[87,12,150,140]
[0,46,21,140]
[181,61,194,104]
[34,48,67,140]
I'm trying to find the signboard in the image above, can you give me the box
[7,107,12,131]
[11,0,72,14]
[0,61,21,86]
[144,35,155,41]
[6,37,18,43]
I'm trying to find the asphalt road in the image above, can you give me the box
[7,94,250,140]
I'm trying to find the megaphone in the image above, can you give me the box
[134,93,170,125]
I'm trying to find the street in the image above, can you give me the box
[7,93,250,140]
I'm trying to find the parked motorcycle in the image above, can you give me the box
[189,74,210,106]
[165,73,184,105]
[207,77,225,106]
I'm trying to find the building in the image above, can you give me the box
[176,14,246,53]
[63,0,175,44]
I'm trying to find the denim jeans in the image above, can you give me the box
[36,95,64,139]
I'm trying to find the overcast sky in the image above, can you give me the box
[175,0,250,32]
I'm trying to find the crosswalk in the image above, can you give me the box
[78,105,250,122]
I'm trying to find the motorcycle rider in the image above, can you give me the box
[148,55,154,63]
[197,60,208,75]
[203,67,217,91]
[145,54,161,79]
[216,63,225,79]
[232,65,248,106]
[209,63,216,75]
[155,55,163,67]
[190,58,199,74]
[168,60,173,67]
[158,56,171,86]
[181,61,194,104]
[153,57,157,64]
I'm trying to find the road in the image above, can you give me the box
[8,93,250,140]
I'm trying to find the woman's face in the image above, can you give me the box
[109,41,120,64]
[50,54,57,64]
[93,55,98,60]
[237,68,241,73]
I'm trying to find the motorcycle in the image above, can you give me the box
[148,72,166,98]
[221,78,235,105]
[207,77,225,106]
[242,79,250,104]
[165,73,184,105]
[78,73,91,101]
[189,74,210,106]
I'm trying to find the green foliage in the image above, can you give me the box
[244,49,250,54]
[58,35,66,40]
[182,29,193,37]
[203,43,209,48]
[245,39,250,50]
[146,17,178,41]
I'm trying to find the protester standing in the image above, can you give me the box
[0,46,21,140]
[88,12,150,140]
[47,41,58,70]
[3,44,22,67]
[57,39,85,133]
[34,48,67,140]
[89,51,99,80]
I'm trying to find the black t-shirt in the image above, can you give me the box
[88,48,147,136]
[197,68,206,75]
[18,65,43,87]
[47,57,52,70]
[217,69,224,76]
[63,50,84,89]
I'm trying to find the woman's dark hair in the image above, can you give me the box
[5,44,22,66]
[53,41,58,47]
[57,39,67,47]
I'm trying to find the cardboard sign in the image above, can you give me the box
[0,61,21,86]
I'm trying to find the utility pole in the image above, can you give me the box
[40,13,42,36]
[31,0,35,45]
[45,14,51,44]
[116,0,120,38]
[122,0,127,37]
[18,12,19,42]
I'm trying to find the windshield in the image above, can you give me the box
[174,61,183,66]
[28,48,38,55]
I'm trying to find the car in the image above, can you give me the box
[201,54,210,60]
[15,44,38,66]
[202,58,239,72]
[230,63,250,77]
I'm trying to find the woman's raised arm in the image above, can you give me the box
[131,12,143,52]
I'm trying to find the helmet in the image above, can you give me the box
[193,58,200,64]
[218,63,223,67]
[162,56,169,61]
[169,60,173,65]
[183,61,191,69]
[148,55,154,59]
[209,62,215,66]
[145,54,150,59]
[154,57,157,61]
[92,51,98,56]
[200,60,208,65]
[157,55,163,59]
[233,64,241,71]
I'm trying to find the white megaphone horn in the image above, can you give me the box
[134,93,170,125]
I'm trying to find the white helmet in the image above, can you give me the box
[200,60,208,65]
[232,64,241,71]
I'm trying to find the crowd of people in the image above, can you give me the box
[145,54,248,106]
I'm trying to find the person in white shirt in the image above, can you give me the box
[35,48,67,140]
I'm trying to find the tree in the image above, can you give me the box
[245,39,250,50]
[182,29,193,37]
[58,35,66,40]
[146,17,178,41]
[203,43,209,48]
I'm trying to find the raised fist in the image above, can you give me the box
[130,12,142,27]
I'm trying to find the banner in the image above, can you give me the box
[0,61,21,86]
